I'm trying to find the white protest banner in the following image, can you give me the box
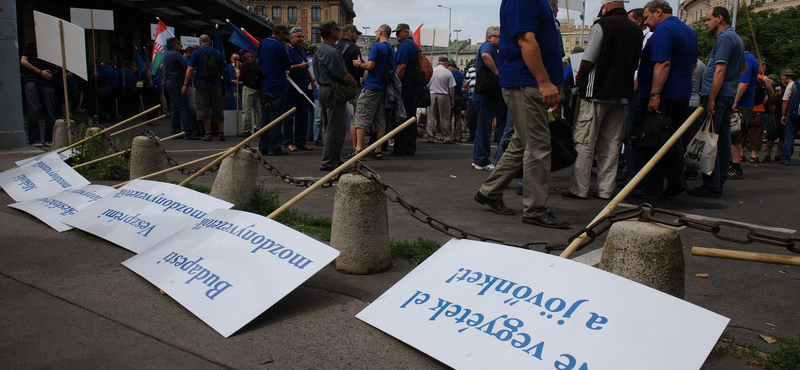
[357,239,728,370]
[69,8,114,30]
[151,23,175,40]
[180,36,200,48]
[64,180,233,253]
[9,185,115,232]
[122,209,340,337]
[419,28,450,47]
[15,149,76,167]
[570,52,583,80]
[33,11,88,81]
[0,156,89,202]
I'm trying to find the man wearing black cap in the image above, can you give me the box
[313,20,358,171]
[393,23,420,157]
[336,24,364,86]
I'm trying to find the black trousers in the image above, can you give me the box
[636,97,689,196]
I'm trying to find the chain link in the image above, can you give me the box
[142,130,220,176]
[545,204,800,255]
[101,130,121,153]
[247,148,339,188]
[353,162,548,250]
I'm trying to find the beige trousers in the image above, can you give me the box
[568,98,625,198]
[427,94,452,139]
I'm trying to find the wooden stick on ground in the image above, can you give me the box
[178,108,296,187]
[57,105,161,153]
[267,116,417,220]
[109,115,166,137]
[72,132,184,169]
[112,150,226,189]
[559,106,705,259]
[692,247,800,267]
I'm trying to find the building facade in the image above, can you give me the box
[682,0,800,24]
[236,0,356,43]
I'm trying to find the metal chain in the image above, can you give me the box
[142,130,220,176]
[247,148,339,188]
[101,130,122,153]
[545,203,800,254]
[353,162,548,250]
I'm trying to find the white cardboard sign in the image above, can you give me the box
[0,156,90,202]
[33,11,88,81]
[15,149,76,167]
[180,36,200,48]
[419,28,450,47]
[357,239,728,370]
[69,8,115,31]
[63,180,233,253]
[9,184,115,232]
[122,209,340,337]
[151,23,176,40]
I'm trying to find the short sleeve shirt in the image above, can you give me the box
[363,42,394,93]
[313,41,349,86]
[451,69,465,98]
[335,39,364,82]
[395,37,419,86]
[189,45,227,88]
[701,27,744,98]
[288,45,309,87]
[163,50,188,90]
[737,52,759,106]
[498,0,565,88]
[472,42,498,101]
[638,16,698,100]
[97,67,116,87]
[258,37,292,93]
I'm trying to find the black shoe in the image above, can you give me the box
[268,151,289,156]
[203,135,212,142]
[319,162,344,171]
[516,185,523,196]
[662,185,687,198]
[560,189,586,199]
[687,187,721,198]
[185,134,202,140]
[218,133,226,142]
[522,212,570,229]
[474,192,515,215]
[343,150,360,160]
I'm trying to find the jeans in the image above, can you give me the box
[699,95,734,193]
[24,81,56,144]
[473,98,498,166]
[467,99,478,140]
[494,110,515,165]
[781,116,800,164]
[259,90,288,154]
[313,98,323,142]
[306,95,315,142]
[283,88,308,147]
[166,87,193,136]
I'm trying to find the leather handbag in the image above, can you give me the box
[474,65,501,99]
[629,112,671,151]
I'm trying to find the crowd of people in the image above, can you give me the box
[19,0,800,230]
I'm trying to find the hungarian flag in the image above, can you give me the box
[241,28,260,49]
[150,19,175,74]
[413,24,423,47]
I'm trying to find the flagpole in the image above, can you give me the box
[91,10,99,130]
[58,21,73,145]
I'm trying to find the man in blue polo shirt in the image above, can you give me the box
[728,39,759,179]
[472,26,507,170]
[688,6,744,198]
[258,24,293,155]
[392,23,419,157]
[164,37,199,140]
[449,59,466,142]
[285,28,314,152]
[182,34,227,142]
[474,0,568,229]
[636,0,697,197]
[95,61,118,123]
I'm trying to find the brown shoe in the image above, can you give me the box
[286,145,298,152]
[444,139,456,144]
[560,189,586,199]
[298,145,314,151]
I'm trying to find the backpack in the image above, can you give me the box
[753,78,766,106]
[381,42,395,86]
[402,39,433,85]
[200,48,219,82]
[789,80,800,120]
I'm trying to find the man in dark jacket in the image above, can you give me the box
[561,0,643,201]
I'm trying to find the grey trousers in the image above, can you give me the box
[479,86,552,218]
[427,94,452,139]
[319,86,348,167]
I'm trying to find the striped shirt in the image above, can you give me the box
[312,41,349,86]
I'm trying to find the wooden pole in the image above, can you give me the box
[57,105,161,153]
[109,115,166,137]
[178,107,296,186]
[267,116,417,219]
[91,10,99,128]
[58,21,73,145]
[113,150,226,189]
[559,107,705,259]
[72,131,184,169]
[565,0,572,51]
[692,247,800,267]
[742,2,764,73]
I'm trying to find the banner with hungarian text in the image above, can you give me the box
[122,209,340,337]
[0,155,89,202]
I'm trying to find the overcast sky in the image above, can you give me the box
[353,0,683,44]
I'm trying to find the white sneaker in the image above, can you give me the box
[473,163,495,171]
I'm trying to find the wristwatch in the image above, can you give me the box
[650,91,660,96]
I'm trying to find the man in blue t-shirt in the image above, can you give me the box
[448,60,466,142]
[392,23,419,157]
[257,24,293,155]
[183,34,227,142]
[635,0,697,197]
[688,6,744,198]
[164,38,199,139]
[350,24,395,159]
[728,40,759,179]
[471,27,508,169]
[285,28,314,152]
[474,0,569,229]
[95,61,118,123]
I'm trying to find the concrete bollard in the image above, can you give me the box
[599,220,685,298]
[210,148,259,209]
[83,126,106,153]
[330,173,391,274]
[52,119,70,149]
[129,135,167,182]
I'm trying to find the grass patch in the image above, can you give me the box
[244,186,332,242]
[390,237,440,265]
[170,181,211,194]
[70,122,130,181]
[717,332,800,369]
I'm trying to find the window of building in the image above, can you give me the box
[311,27,321,43]
[272,6,282,21]
[312,7,321,21]
[255,6,265,16]
[288,7,297,22]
